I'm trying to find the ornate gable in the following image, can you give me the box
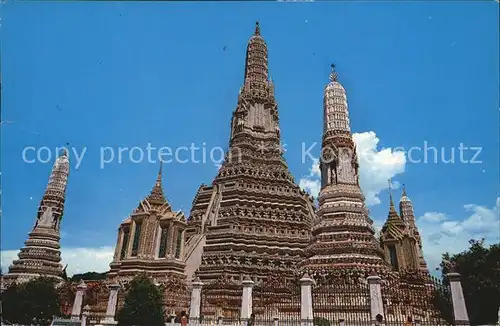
[381,194,407,241]
[132,165,173,216]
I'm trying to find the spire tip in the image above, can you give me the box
[388,179,394,207]
[329,63,338,82]
[255,21,260,35]
[145,162,166,203]
[61,142,70,157]
[157,162,163,185]
[255,21,261,35]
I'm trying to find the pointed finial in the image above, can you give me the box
[402,184,407,197]
[192,276,203,287]
[388,179,395,207]
[254,21,260,35]
[77,280,87,289]
[156,162,163,186]
[61,143,69,156]
[145,162,166,203]
[329,63,338,82]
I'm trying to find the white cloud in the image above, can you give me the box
[298,131,406,205]
[354,132,406,205]
[1,246,114,277]
[298,158,321,199]
[420,212,448,223]
[309,160,321,176]
[419,197,500,271]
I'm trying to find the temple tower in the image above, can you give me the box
[399,185,428,272]
[184,22,315,285]
[300,65,390,273]
[107,165,189,315]
[379,184,420,272]
[4,149,69,283]
[108,165,187,283]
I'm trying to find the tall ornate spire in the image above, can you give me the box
[323,63,350,134]
[228,22,282,155]
[399,183,414,224]
[185,22,314,289]
[380,184,423,272]
[37,148,70,231]
[4,148,70,283]
[302,65,389,274]
[320,65,357,187]
[242,21,270,98]
[399,184,428,272]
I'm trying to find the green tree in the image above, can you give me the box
[439,239,500,325]
[313,317,331,326]
[2,277,61,325]
[2,282,22,323]
[70,271,107,282]
[117,274,165,326]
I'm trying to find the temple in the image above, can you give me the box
[399,185,428,271]
[300,65,390,274]
[108,165,187,283]
[380,184,428,272]
[107,164,189,315]
[4,149,69,284]
[4,22,435,323]
[183,22,316,286]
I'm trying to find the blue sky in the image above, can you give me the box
[1,1,498,275]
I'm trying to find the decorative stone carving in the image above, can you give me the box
[38,206,54,228]
[301,66,389,274]
[379,185,424,273]
[184,25,314,319]
[107,165,188,313]
[398,186,428,272]
[4,151,69,284]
